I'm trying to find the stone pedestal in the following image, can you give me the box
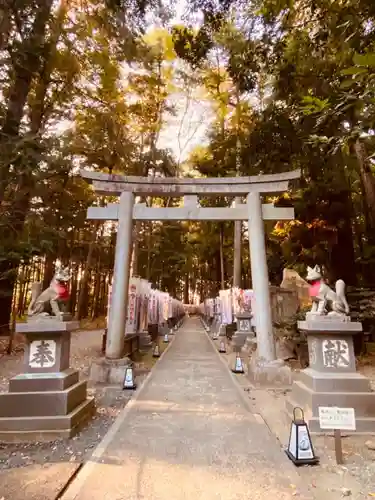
[0,319,95,442]
[138,330,152,351]
[286,320,375,433]
[158,323,169,337]
[247,356,292,387]
[211,313,221,338]
[148,324,159,343]
[241,335,257,356]
[218,324,227,337]
[89,357,131,384]
[232,313,253,351]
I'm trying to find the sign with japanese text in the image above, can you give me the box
[106,285,112,329]
[126,278,139,333]
[318,407,356,431]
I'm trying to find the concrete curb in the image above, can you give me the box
[60,330,178,500]
[204,330,295,441]
[203,327,268,426]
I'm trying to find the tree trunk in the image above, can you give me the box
[0,0,54,198]
[330,218,357,285]
[219,223,225,290]
[146,221,152,281]
[0,0,68,330]
[327,185,357,286]
[131,222,141,276]
[21,267,31,315]
[69,267,78,316]
[0,172,32,332]
[233,83,242,287]
[43,253,56,290]
[16,266,26,316]
[183,272,189,304]
[214,249,221,295]
[354,139,375,232]
[0,0,11,52]
[76,224,98,320]
[91,267,102,319]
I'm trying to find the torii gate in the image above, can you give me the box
[81,169,300,364]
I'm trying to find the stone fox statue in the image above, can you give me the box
[28,266,71,318]
[305,265,350,318]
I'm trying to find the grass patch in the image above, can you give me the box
[134,340,170,371]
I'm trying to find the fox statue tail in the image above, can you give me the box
[335,279,350,314]
[27,282,43,315]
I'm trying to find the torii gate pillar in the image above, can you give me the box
[247,192,275,362]
[246,193,292,385]
[106,192,134,359]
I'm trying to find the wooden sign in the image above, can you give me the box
[318,407,356,431]
[318,407,356,465]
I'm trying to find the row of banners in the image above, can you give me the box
[199,287,255,325]
[107,278,185,334]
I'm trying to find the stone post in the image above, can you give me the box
[232,312,253,351]
[246,192,292,386]
[247,192,275,362]
[106,191,134,359]
[286,320,375,433]
[0,319,94,441]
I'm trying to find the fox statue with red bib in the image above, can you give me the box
[28,266,71,320]
[305,265,350,321]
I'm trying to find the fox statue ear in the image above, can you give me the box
[307,266,312,272]
[313,265,321,273]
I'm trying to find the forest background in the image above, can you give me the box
[0,0,375,332]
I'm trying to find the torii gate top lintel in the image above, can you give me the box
[80,168,301,196]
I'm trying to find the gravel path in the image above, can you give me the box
[0,329,143,471]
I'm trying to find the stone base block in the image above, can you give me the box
[286,371,375,433]
[211,320,220,335]
[0,380,88,418]
[2,319,95,443]
[219,324,227,337]
[247,357,292,387]
[139,332,152,351]
[0,397,95,442]
[285,397,375,434]
[241,336,257,358]
[232,331,253,351]
[9,368,79,393]
[298,368,372,393]
[89,357,131,384]
[16,319,79,333]
[158,324,169,336]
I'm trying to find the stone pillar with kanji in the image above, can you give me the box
[286,265,375,433]
[286,320,375,432]
[232,313,254,351]
[0,269,95,442]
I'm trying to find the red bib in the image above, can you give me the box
[56,283,69,300]
[309,280,321,298]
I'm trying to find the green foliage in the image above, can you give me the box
[2,0,375,328]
